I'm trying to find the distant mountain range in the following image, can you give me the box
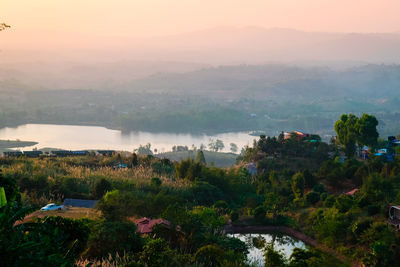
[1,27,400,90]
[139,26,400,64]
[125,64,400,101]
[1,26,400,64]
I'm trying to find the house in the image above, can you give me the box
[345,188,359,196]
[284,131,309,141]
[23,151,43,157]
[113,163,127,169]
[71,150,89,156]
[130,217,173,235]
[3,151,23,157]
[389,205,400,230]
[63,198,98,208]
[52,150,73,157]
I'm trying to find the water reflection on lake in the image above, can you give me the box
[0,124,256,152]
[228,233,306,267]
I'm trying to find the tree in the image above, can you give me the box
[91,178,112,199]
[334,114,359,157]
[194,244,226,267]
[196,150,206,164]
[85,220,143,259]
[291,172,305,198]
[335,114,379,157]
[96,190,137,221]
[135,143,153,155]
[356,114,379,148]
[230,143,238,153]
[253,205,266,221]
[208,139,225,152]
[131,152,138,167]
[264,243,287,267]
[139,238,186,267]
[0,187,6,207]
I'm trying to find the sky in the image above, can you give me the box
[1,0,400,63]
[2,0,400,38]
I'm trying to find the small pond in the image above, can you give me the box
[228,233,306,267]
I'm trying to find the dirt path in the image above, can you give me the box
[224,225,361,267]
[14,207,100,226]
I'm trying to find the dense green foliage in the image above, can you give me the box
[334,113,379,157]
[1,115,400,266]
[1,64,400,136]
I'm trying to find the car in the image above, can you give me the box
[40,203,64,211]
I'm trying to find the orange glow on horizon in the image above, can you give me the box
[2,0,399,38]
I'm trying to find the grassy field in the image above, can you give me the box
[156,150,238,167]
[18,207,101,225]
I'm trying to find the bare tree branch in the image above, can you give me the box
[0,23,11,31]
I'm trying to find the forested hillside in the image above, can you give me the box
[1,115,400,266]
[0,64,399,136]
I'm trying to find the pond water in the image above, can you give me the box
[0,124,257,153]
[228,233,306,267]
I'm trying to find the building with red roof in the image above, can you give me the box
[130,217,172,234]
[345,188,359,196]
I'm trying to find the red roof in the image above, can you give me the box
[129,217,171,234]
[345,188,359,196]
[294,131,307,137]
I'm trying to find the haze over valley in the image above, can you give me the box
[3,1,400,266]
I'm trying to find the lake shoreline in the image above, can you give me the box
[1,121,263,136]
[0,140,39,152]
[0,123,255,153]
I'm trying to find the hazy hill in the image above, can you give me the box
[144,27,400,63]
[0,61,209,90]
[1,27,400,90]
[125,64,400,101]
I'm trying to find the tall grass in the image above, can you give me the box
[75,253,133,267]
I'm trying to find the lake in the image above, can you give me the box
[229,233,306,266]
[0,124,257,153]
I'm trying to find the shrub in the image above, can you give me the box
[189,181,224,206]
[91,178,112,199]
[264,243,286,267]
[306,191,320,205]
[213,200,229,215]
[96,190,137,221]
[313,184,326,194]
[138,238,188,267]
[85,220,143,259]
[320,192,328,201]
[253,206,266,221]
[230,210,239,222]
[367,204,380,216]
[194,244,225,267]
[323,195,335,208]
[291,172,305,198]
[357,194,371,208]
[334,195,353,213]
[150,177,162,187]
[351,219,372,238]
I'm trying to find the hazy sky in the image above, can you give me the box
[2,0,400,37]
